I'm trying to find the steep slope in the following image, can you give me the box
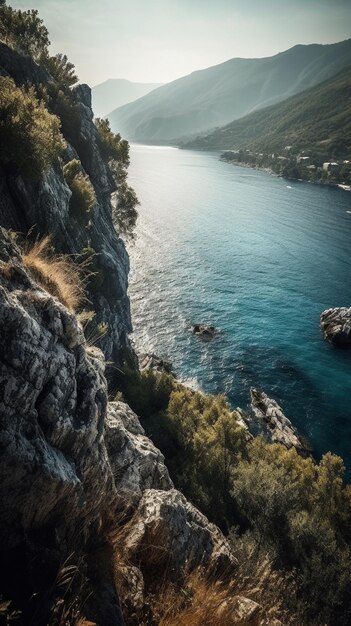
[0,227,237,625]
[92,78,162,118]
[184,65,351,156]
[0,42,132,366]
[108,39,351,144]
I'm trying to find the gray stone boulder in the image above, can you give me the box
[105,401,173,509]
[122,488,237,577]
[320,307,351,347]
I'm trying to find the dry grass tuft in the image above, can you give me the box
[23,236,86,311]
[107,516,307,626]
[0,260,14,279]
[144,561,303,626]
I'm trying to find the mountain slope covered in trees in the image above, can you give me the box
[107,39,351,144]
[183,65,351,159]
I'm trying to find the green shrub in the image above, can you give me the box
[0,76,65,178]
[109,159,139,237]
[94,118,129,165]
[63,159,96,216]
[232,439,351,624]
[94,118,139,237]
[0,2,49,59]
[118,368,175,418]
[162,388,248,525]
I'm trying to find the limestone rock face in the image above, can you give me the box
[0,228,114,548]
[230,596,260,622]
[320,307,351,347]
[0,43,132,365]
[106,401,173,509]
[123,488,237,576]
[250,388,310,455]
[0,228,236,622]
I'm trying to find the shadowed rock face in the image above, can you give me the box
[0,43,132,366]
[320,307,351,347]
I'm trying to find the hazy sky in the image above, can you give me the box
[10,0,351,86]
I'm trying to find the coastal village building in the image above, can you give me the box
[323,162,339,172]
[297,155,310,164]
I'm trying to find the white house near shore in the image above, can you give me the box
[323,162,339,172]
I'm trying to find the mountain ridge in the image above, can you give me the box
[92,77,163,118]
[183,65,351,158]
[107,38,351,144]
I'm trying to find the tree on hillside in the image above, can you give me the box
[0,2,49,59]
[39,53,78,88]
[0,76,65,178]
[95,117,139,238]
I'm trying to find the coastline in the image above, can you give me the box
[219,155,351,191]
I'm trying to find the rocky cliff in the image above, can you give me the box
[0,227,238,624]
[0,42,131,366]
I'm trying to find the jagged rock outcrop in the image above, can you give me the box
[320,306,351,347]
[0,227,124,624]
[0,42,132,365]
[138,352,174,374]
[0,228,114,548]
[106,401,173,510]
[123,488,237,575]
[0,227,236,623]
[235,407,254,440]
[249,388,311,455]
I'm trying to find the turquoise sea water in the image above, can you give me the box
[127,144,351,467]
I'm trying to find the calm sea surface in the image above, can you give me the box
[127,144,351,467]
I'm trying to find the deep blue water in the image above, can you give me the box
[127,144,351,469]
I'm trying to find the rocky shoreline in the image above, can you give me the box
[247,389,312,456]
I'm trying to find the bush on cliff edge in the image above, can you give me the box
[0,76,65,178]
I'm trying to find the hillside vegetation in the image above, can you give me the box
[118,368,351,626]
[184,66,351,161]
[107,39,351,144]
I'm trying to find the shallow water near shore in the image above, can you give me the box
[127,144,351,470]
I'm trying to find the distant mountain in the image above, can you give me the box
[91,79,163,118]
[107,39,351,144]
[184,66,351,159]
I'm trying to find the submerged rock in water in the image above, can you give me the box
[192,324,216,339]
[249,388,311,456]
[320,307,351,347]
